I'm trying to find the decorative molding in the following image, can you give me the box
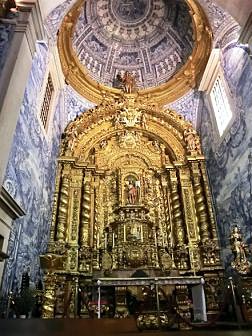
[97,276,203,287]
[0,251,9,262]
[198,48,220,92]
[0,186,25,220]
[16,1,45,55]
[239,12,252,45]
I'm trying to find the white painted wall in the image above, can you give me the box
[0,209,13,285]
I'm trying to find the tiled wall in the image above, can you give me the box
[199,44,252,267]
[1,43,92,294]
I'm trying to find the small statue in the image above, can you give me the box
[230,225,251,274]
[184,126,201,154]
[152,140,160,152]
[121,71,136,94]
[141,113,147,129]
[119,210,125,221]
[128,180,137,204]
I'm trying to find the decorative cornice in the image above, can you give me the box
[57,0,213,105]
[0,186,26,220]
[0,251,9,262]
[16,1,45,55]
[198,48,220,92]
[239,12,252,45]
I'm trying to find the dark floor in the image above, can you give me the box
[0,318,252,336]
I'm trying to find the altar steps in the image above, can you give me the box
[0,318,252,336]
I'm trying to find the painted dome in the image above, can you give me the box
[72,0,194,89]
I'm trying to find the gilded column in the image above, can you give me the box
[161,173,170,248]
[93,174,100,270]
[80,171,91,247]
[94,175,101,250]
[177,164,199,242]
[177,163,201,272]
[200,161,218,240]
[67,170,83,272]
[156,176,166,247]
[188,158,210,242]
[117,169,122,205]
[42,273,57,318]
[49,163,62,243]
[56,164,70,242]
[97,177,105,243]
[79,170,92,273]
[167,166,185,246]
[104,172,113,226]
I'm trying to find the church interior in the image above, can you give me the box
[1,0,252,334]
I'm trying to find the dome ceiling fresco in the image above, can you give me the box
[72,0,194,89]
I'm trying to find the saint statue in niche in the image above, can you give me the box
[125,176,140,204]
[184,126,201,154]
[128,181,137,204]
[126,223,141,241]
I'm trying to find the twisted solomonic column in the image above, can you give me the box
[167,167,185,246]
[56,170,70,242]
[80,173,91,247]
[189,160,210,242]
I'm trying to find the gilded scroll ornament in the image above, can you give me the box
[114,106,142,128]
[201,239,220,266]
[57,175,69,241]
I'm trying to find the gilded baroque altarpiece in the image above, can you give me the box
[41,93,222,321]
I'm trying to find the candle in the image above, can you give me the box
[105,233,107,249]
